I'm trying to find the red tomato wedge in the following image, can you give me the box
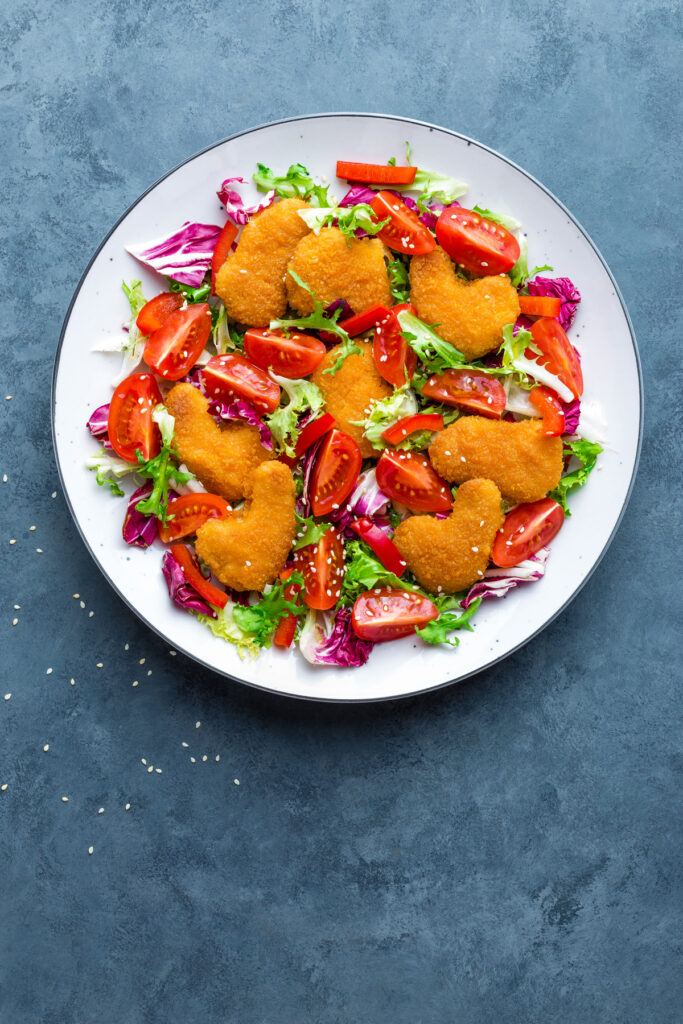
[310,429,362,516]
[202,353,280,413]
[294,527,345,611]
[491,498,564,568]
[338,304,391,337]
[528,318,583,400]
[244,328,326,378]
[369,191,436,256]
[381,413,444,446]
[375,450,452,513]
[211,220,239,293]
[144,304,211,380]
[158,493,232,543]
[136,292,184,335]
[272,569,301,648]
[350,518,407,577]
[107,373,163,463]
[518,294,562,318]
[336,161,417,186]
[529,386,566,436]
[352,588,438,642]
[421,369,506,418]
[435,205,520,276]
[279,413,335,468]
[373,303,417,387]
[169,543,228,608]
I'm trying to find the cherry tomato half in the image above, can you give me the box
[352,588,438,642]
[107,372,163,463]
[375,450,452,513]
[158,493,232,543]
[310,429,362,516]
[435,205,520,276]
[518,294,562,319]
[338,304,391,338]
[169,543,228,608]
[136,292,184,336]
[294,527,345,611]
[491,498,564,568]
[528,317,583,400]
[202,353,280,414]
[528,386,566,437]
[211,220,239,294]
[350,518,407,577]
[244,328,326,378]
[369,191,436,256]
[373,303,417,387]
[336,161,417,186]
[272,568,301,648]
[421,368,506,418]
[144,303,212,380]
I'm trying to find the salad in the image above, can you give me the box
[87,147,602,669]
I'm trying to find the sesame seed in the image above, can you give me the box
[141,758,147,765]
[70,678,75,686]
[202,755,208,762]
[1,784,7,792]
[146,670,152,676]
[195,721,200,729]
[73,593,79,599]
[88,846,94,855]
[29,526,36,532]
[132,681,138,687]
[125,803,131,811]
[36,548,43,554]
[46,668,52,675]
[61,796,69,803]
[3,475,7,483]
[215,755,220,762]
[43,744,49,752]
[98,807,104,814]
[88,611,93,617]
[9,539,16,546]
[51,491,56,498]
[155,768,162,774]
[471,546,479,553]
[79,600,85,609]
[234,779,240,786]
[12,618,17,626]
[124,643,129,651]
[96,662,103,669]
[245,560,251,566]
[190,757,196,763]
[181,742,189,748]
[139,658,145,665]
[477,570,484,576]
[147,765,154,773]
[480,520,485,527]
[169,650,177,656]
[5,395,12,400]
[460,456,466,462]
[4,693,11,701]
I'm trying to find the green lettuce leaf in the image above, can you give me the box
[133,406,193,523]
[122,279,147,318]
[472,205,522,232]
[253,162,331,207]
[388,256,411,303]
[293,513,331,551]
[397,311,468,374]
[232,571,305,647]
[340,540,419,606]
[265,375,325,457]
[194,603,262,659]
[85,449,133,496]
[415,596,481,646]
[549,439,603,515]
[353,385,418,450]
[297,204,389,242]
[499,324,574,401]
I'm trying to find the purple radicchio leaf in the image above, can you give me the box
[461,548,550,609]
[563,398,581,435]
[301,607,374,667]
[87,404,113,449]
[182,366,205,391]
[125,222,222,287]
[122,482,158,549]
[161,549,217,618]
[298,435,326,516]
[526,276,581,331]
[325,298,353,320]
[386,190,449,230]
[217,177,276,226]
[208,398,273,450]
[328,468,392,535]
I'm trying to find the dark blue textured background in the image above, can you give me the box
[1,1,681,1021]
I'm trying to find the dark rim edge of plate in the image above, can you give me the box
[51,112,644,705]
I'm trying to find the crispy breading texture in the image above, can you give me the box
[393,478,504,593]
[410,246,520,359]
[429,416,563,504]
[195,462,296,591]
[165,383,273,502]
[286,227,392,314]
[310,340,392,459]
[214,198,311,327]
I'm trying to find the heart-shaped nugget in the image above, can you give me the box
[410,246,520,359]
[287,227,392,314]
[393,478,504,593]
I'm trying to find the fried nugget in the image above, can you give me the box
[429,416,563,504]
[165,383,273,502]
[310,340,392,459]
[393,479,504,593]
[214,197,311,327]
[195,461,296,591]
[286,227,392,314]
[410,246,520,360]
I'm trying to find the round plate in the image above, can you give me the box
[52,113,642,702]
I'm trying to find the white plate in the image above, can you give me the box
[52,113,642,702]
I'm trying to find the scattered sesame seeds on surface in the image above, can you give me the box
[46,668,52,676]
[141,758,147,765]
[190,757,196,763]
[132,681,138,687]
[70,678,75,686]
[1,784,7,792]
[29,525,36,532]
[125,803,131,811]
[124,643,129,651]
[234,779,240,786]
[96,662,103,669]
[4,694,11,701]
[98,807,104,814]
[181,741,188,748]
[202,755,208,762]
[43,744,49,752]
[51,491,57,498]
[9,539,16,545]
[215,755,220,762]
[195,721,200,729]
[61,796,69,803]
[88,611,94,617]
[147,765,154,773]
[12,619,17,626]
[79,601,85,609]
[88,846,94,855]
[139,658,145,665]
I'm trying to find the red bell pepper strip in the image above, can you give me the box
[350,518,407,578]
[272,569,301,648]
[279,413,335,468]
[210,221,239,294]
[529,386,566,436]
[518,295,562,318]
[381,413,445,446]
[336,161,417,186]
[169,543,228,609]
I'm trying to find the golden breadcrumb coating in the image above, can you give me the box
[286,227,392,314]
[165,383,273,501]
[393,478,504,593]
[195,462,296,591]
[214,197,311,326]
[428,416,563,504]
[310,340,392,459]
[410,246,520,360]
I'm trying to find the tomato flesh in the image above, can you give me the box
[369,191,435,256]
[294,527,345,611]
[310,429,362,516]
[136,292,184,335]
[435,205,520,276]
[528,317,583,400]
[159,493,232,543]
[336,161,417,186]
[373,303,417,387]
[272,569,301,648]
[381,413,444,446]
[279,413,335,468]
[350,519,406,577]
[107,373,163,463]
[518,295,562,318]
[421,368,506,418]
[211,220,239,293]
[338,304,391,337]
[529,386,566,437]
[202,353,280,413]
[491,498,564,568]
[144,303,212,380]
[352,588,438,642]
[169,543,228,608]
[244,328,326,378]
[375,450,452,513]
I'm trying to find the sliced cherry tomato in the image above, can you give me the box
[373,303,417,387]
[244,328,326,378]
[338,304,391,337]
[294,527,345,611]
[107,372,163,463]
[336,161,417,186]
[528,318,583,400]
[158,493,232,543]
[352,588,438,642]
[211,220,239,293]
[435,205,520,276]
[169,543,228,609]
[202,353,280,414]
[136,292,184,335]
[491,498,564,568]
[143,303,212,381]
[279,413,335,468]
[272,569,301,648]
[421,368,506,418]
[350,518,407,577]
[310,429,362,517]
[369,191,436,256]
[529,386,566,437]
[518,294,562,318]
[381,413,444,446]
[375,450,452,513]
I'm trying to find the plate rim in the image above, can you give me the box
[51,111,644,703]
